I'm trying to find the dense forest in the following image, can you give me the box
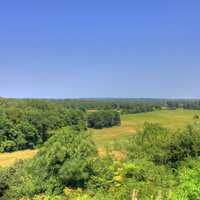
[1,98,200,199]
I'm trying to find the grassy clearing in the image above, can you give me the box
[92,109,200,146]
[0,149,37,167]
[1,109,200,167]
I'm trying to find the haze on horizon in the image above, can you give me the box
[0,0,200,99]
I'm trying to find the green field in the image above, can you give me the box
[1,109,200,167]
[92,109,200,146]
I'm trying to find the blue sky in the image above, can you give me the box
[0,0,200,98]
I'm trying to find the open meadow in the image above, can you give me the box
[93,109,200,146]
[1,109,200,167]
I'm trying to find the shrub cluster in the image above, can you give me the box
[87,110,121,129]
[2,123,200,199]
[124,122,200,167]
[0,128,97,200]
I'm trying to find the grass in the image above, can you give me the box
[0,149,37,168]
[92,109,200,146]
[1,109,200,167]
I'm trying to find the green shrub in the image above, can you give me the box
[1,128,97,199]
[125,123,200,167]
[172,158,200,200]
[0,160,28,200]
[193,114,199,119]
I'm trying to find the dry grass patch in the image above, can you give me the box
[0,149,37,167]
[98,147,126,161]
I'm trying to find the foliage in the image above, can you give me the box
[0,160,27,200]
[0,128,97,200]
[193,114,199,119]
[0,106,87,152]
[172,158,200,200]
[123,122,200,167]
[121,104,155,114]
[87,157,174,199]
[87,110,121,129]
[1,98,200,199]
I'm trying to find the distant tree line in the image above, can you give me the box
[166,100,200,110]
[183,101,200,110]
[0,98,162,113]
[121,103,159,114]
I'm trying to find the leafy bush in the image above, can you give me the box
[172,158,200,200]
[193,114,199,119]
[124,122,200,167]
[0,168,8,197]
[0,128,97,199]
[0,160,27,200]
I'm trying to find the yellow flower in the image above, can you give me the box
[113,175,123,183]
[63,187,72,196]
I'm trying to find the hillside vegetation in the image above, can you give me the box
[1,122,200,199]
[1,99,200,199]
[1,109,200,167]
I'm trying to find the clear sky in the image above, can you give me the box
[0,0,200,98]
